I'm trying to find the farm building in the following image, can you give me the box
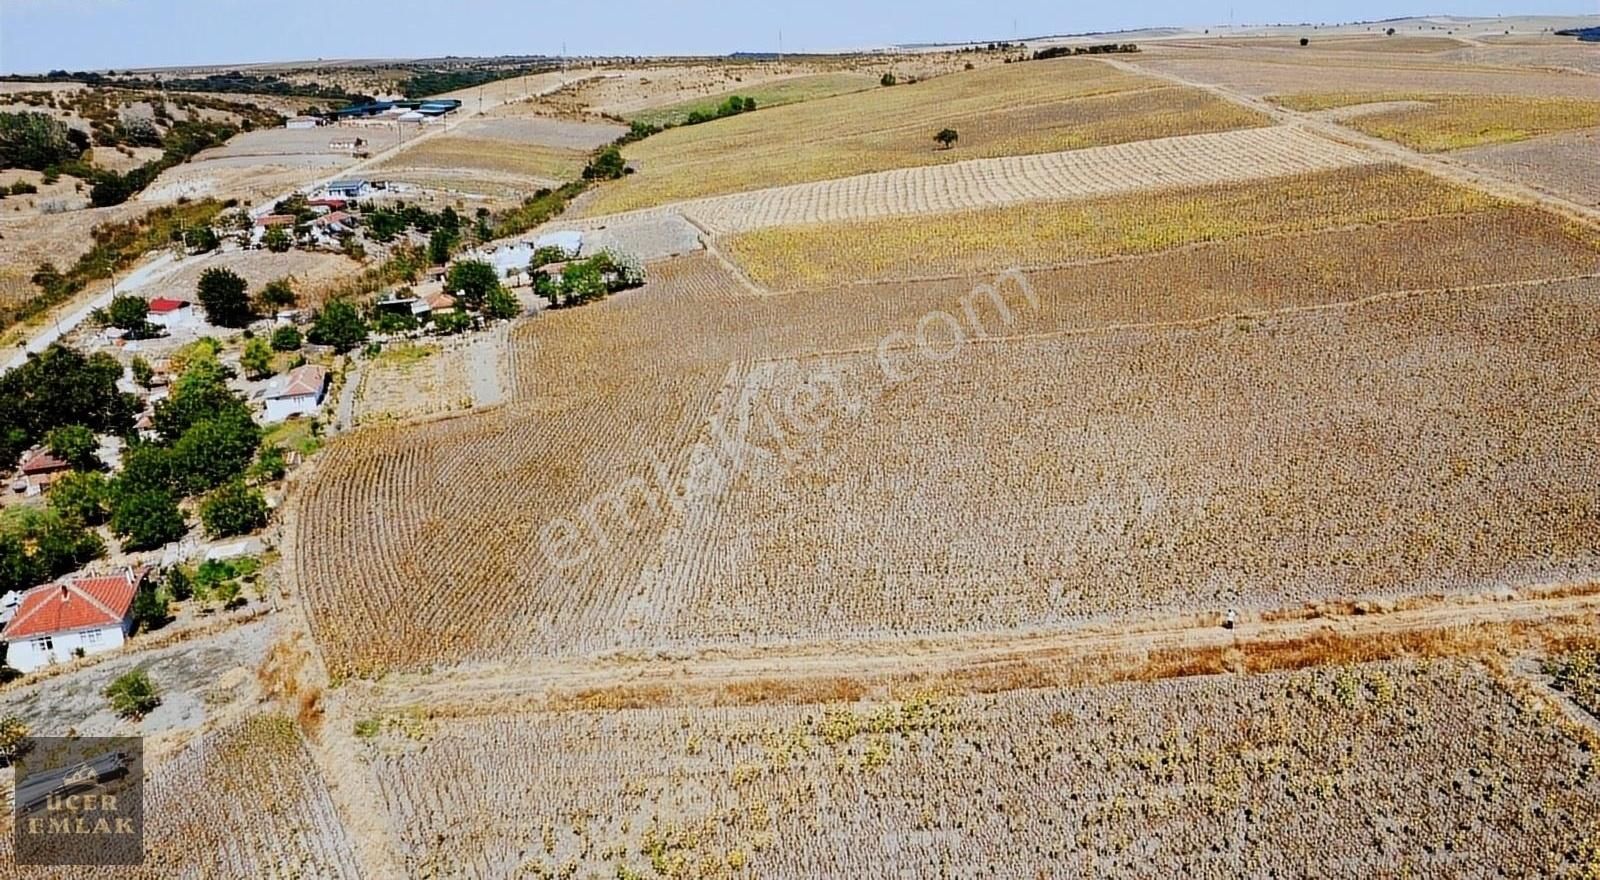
[12,449,69,496]
[286,116,325,130]
[148,296,196,330]
[328,137,366,155]
[325,179,371,199]
[263,364,330,423]
[1,569,149,673]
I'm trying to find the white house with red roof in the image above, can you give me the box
[147,296,196,330]
[262,364,330,423]
[12,448,70,496]
[1,569,148,672]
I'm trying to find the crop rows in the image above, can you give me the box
[0,715,359,880]
[673,126,1378,239]
[1271,92,1600,151]
[581,60,1271,217]
[651,279,1600,646]
[364,660,1600,877]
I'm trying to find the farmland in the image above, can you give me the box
[365,660,1600,877]
[5,13,1600,880]
[578,60,1269,216]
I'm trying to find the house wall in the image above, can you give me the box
[264,394,321,423]
[150,309,195,330]
[6,622,129,673]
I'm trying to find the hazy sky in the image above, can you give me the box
[0,0,1591,74]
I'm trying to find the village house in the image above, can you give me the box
[262,364,330,423]
[285,116,325,130]
[1,569,149,672]
[147,296,196,331]
[11,449,70,496]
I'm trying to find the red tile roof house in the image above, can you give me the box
[263,364,330,423]
[14,449,70,496]
[1,569,148,672]
[147,296,196,330]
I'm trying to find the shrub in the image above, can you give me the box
[110,488,186,551]
[104,669,160,720]
[0,715,29,764]
[270,324,303,352]
[308,300,368,353]
[199,480,269,538]
[48,471,112,525]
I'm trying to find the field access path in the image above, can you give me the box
[1098,55,1600,231]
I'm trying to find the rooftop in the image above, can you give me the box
[148,296,190,314]
[2,569,147,641]
[265,364,329,400]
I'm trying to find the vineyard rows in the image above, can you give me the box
[365,660,1600,877]
[0,716,359,880]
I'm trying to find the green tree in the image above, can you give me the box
[110,489,186,551]
[881,72,898,86]
[270,325,302,352]
[0,345,136,467]
[935,128,959,149]
[196,267,253,328]
[307,300,368,353]
[583,145,627,180]
[428,227,458,265]
[250,445,288,482]
[105,295,152,336]
[168,408,261,495]
[0,111,84,171]
[240,336,273,380]
[164,566,194,602]
[256,277,297,311]
[131,585,170,633]
[430,309,473,335]
[104,669,161,720]
[184,225,219,253]
[199,480,269,538]
[263,224,292,253]
[529,245,567,270]
[130,356,155,389]
[48,471,112,526]
[560,260,608,305]
[484,286,521,320]
[44,424,99,471]
[445,260,502,310]
[0,508,104,594]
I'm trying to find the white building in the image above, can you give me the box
[147,297,197,330]
[1,570,147,673]
[324,179,370,200]
[263,364,330,423]
[286,116,325,130]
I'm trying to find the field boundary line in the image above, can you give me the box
[354,582,1600,714]
[761,271,1600,364]
[679,212,770,297]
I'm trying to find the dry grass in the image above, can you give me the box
[628,72,883,127]
[378,136,588,183]
[365,660,1600,877]
[1273,92,1600,150]
[722,164,1505,288]
[581,60,1268,216]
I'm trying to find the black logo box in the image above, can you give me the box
[13,736,144,867]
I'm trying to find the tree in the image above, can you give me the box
[0,715,29,765]
[1299,37,1310,46]
[199,480,269,538]
[164,566,194,602]
[256,278,297,312]
[484,286,521,320]
[240,337,273,380]
[446,260,502,310]
[560,260,608,305]
[532,271,560,307]
[263,224,292,253]
[0,111,83,171]
[184,225,219,254]
[44,424,100,471]
[48,471,112,526]
[130,356,155,389]
[308,300,368,353]
[430,309,473,335]
[529,245,567,270]
[104,669,160,720]
[270,324,302,352]
[583,145,627,181]
[0,508,104,594]
[428,227,458,265]
[110,489,186,552]
[168,407,261,495]
[196,267,253,328]
[0,345,136,467]
[105,295,152,336]
[881,72,898,86]
[131,585,170,633]
[935,128,959,149]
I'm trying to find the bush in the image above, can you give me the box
[0,715,29,765]
[582,145,627,181]
[308,300,368,353]
[241,336,273,380]
[199,480,269,538]
[270,324,302,352]
[131,585,170,633]
[881,72,897,86]
[105,294,153,336]
[0,111,84,171]
[104,669,160,720]
[256,277,297,311]
[430,309,473,335]
[110,488,186,551]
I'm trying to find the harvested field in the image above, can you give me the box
[646,126,1378,239]
[1127,54,1600,100]
[652,280,1600,646]
[1273,92,1600,151]
[354,343,475,425]
[377,136,587,184]
[201,125,402,159]
[580,61,1269,217]
[628,72,882,127]
[453,116,625,150]
[721,163,1513,288]
[367,660,1600,878]
[0,715,360,880]
[152,250,362,308]
[1456,127,1600,207]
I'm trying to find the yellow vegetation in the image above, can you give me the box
[1273,92,1600,151]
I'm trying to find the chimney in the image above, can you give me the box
[60,584,69,603]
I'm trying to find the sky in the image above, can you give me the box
[0,0,1592,74]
